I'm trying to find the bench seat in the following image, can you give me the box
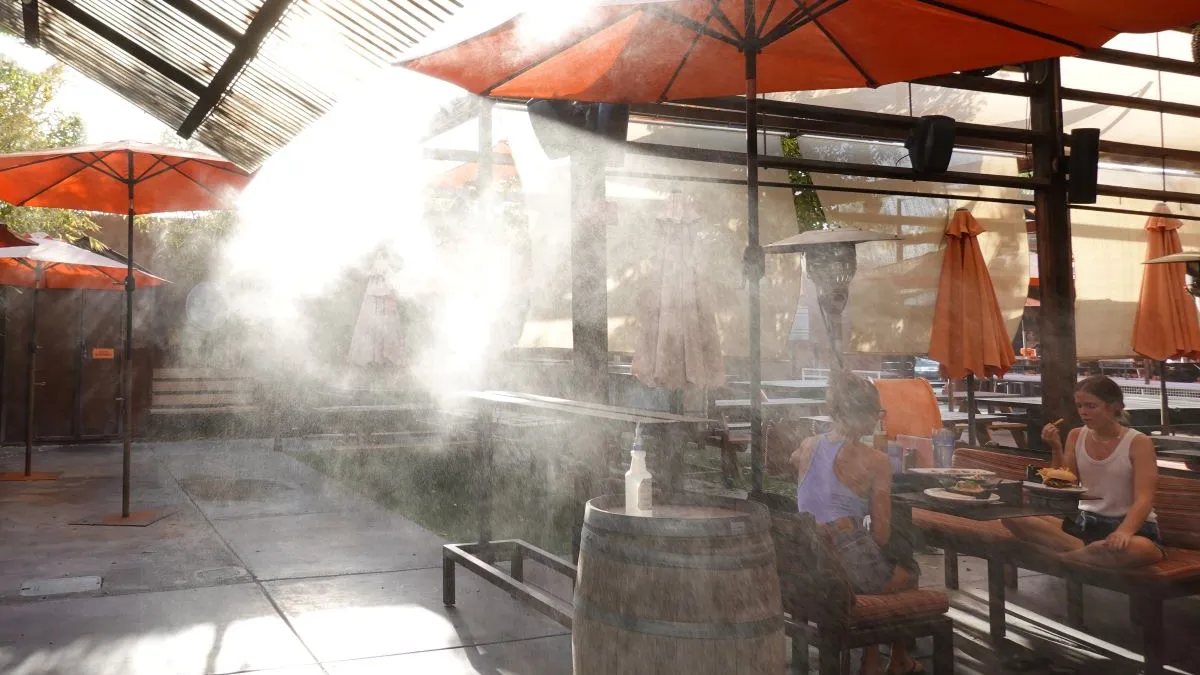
[851,589,950,628]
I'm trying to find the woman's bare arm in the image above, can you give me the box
[790,436,818,478]
[1118,435,1157,536]
[868,453,893,548]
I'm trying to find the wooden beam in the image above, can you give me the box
[1077,48,1200,79]
[178,0,295,138]
[1063,87,1200,120]
[1097,183,1200,206]
[22,0,38,46]
[44,0,205,96]
[160,0,241,43]
[912,73,1034,97]
[1029,58,1078,439]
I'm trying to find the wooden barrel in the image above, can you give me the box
[572,494,785,675]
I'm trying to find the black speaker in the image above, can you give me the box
[527,99,590,159]
[905,115,956,174]
[1068,127,1100,204]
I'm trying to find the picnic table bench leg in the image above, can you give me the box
[943,546,959,590]
[987,557,1006,640]
[1138,596,1165,675]
[932,617,955,674]
[1066,579,1083,627]
[443,549,456,606]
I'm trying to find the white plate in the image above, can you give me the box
[908,468,997,478]
[923,487,1001,504]
[1022,481,1087,495]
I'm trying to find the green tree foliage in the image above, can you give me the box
[781,134,827,233]
[0,55,93,237]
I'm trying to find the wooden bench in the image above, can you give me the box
[149,368,260,433]
[912,446,1200,675]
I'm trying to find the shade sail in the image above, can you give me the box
[1132,204,1200,362]
[0,142,253,215]
[928,209,1016,379]
[402,0,1200,101]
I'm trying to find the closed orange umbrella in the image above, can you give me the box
[928,209,1015,444]
[1132,204,1200,432]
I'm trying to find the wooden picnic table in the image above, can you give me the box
[891,487,1080,640]
[714,397,826,409]
[732,379,831,393]
[798,410,1004,426]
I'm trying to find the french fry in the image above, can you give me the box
[1052,418,1065,427]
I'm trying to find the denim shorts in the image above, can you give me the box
[1061,511,1163,546]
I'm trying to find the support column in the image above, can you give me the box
[570,143,609,405]
[1030,59,1077,448]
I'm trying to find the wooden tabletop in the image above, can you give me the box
[797,411,1003,425]
[993,395,1200,411]
[893,491,1079,521]
[456,390,710,425]
[714,397,826,408]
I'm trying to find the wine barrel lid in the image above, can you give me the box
[584,493,768,538]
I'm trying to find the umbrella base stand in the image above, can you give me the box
[70,509,173,527]
[0,471,60,481]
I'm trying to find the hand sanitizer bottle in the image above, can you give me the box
[625,424,653,517]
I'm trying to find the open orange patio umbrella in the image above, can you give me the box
[402,0,1200,492]
[0,142,252,520]
[928,209,1015,445]
[0,232,166,481]
[1133,204,1200,433]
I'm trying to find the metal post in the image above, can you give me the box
[1030,59,1077,444]
[121,150,135,518]
[966,372,977,446]
[23,270,40,476]
[1159,361,1171,434]
[570,135,609,405]
[744,25,765,494]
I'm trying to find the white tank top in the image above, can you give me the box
[1075,427,1156,521]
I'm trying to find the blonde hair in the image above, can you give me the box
[828,370,881,435]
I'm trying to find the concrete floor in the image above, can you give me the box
[0,439,1197,674]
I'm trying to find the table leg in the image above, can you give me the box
[475,408,496,561]
[987,557,1007,640]
[443,550,456,606]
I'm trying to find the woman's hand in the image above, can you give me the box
[1104,530,1133,551]
[1041,423,1063,452]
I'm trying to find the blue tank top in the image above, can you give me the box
[796,436,870,524]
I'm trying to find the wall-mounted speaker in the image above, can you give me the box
[1067,127,1100,204]
[905,115,956,175]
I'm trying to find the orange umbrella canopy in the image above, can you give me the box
[0,234,166,291]
[403,0,1199,101]
[928,209,1015,380]
[0,141,253,215]
[1132,204,1200,362]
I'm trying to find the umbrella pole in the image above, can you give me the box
[1160,361,1171,435]
[744,41,765,496]
[121,152,134,518]
[23,273,41,476]
[966,372,977,446]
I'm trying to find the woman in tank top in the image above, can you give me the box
[1002,375,1163,567]
[790,371,922,675]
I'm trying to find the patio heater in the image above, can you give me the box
[765,228,902,369]
[1144,250,1200,430]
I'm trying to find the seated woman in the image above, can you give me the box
[790,371,921,675]
[1002,375,1163,568]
